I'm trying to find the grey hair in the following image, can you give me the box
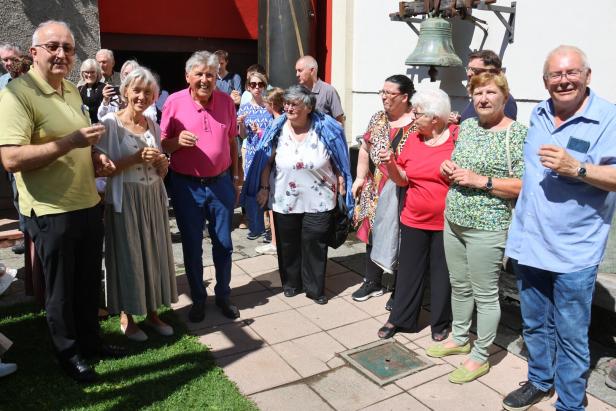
[297,55,318,70]
[120,66,160,103]
[79,58,102,81]
[411,88,451,123]
[32,20,75,46]
[185,50,218,74]
[0,43,22,55]
[96,48,114,61]
[543,45,589,77]
[120,59,139,80]
[283,85,316,112]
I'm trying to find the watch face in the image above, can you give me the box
[579,167,587,177]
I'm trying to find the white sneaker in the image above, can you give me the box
[0,360,17,377]
[255,243,277,255]
[0,269,17,296]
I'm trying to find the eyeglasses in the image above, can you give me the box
[378,90,402,98]
[34,42,76,56]
[82,70,96,75]
[545,69,585,83]
[414,111,426,119]
[249,81,266,89]
[466,67,500,75]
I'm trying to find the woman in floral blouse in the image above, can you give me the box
[254,85,352,305]
[350,75,416,307]
[426,72,527,384]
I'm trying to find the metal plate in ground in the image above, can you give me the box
[340,340,433,386]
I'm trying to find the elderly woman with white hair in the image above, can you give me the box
[95,66,177,341]
[78,58,106,124]
[377,87,457,340]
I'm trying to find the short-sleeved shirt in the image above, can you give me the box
[216,72,242,96]
[0,68,100,216]
[160,88,236,177]
[237,102,273,175]
[312,79,344,120]
[269,123,337,214]
[445,118,527,231]
[506,90,616,272]
[398,125,458,231]
[460,93,518,122]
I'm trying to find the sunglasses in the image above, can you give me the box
[249,81,266,89]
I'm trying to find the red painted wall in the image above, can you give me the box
[99,0,259,40]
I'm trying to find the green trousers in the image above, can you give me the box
[444,219,507,363]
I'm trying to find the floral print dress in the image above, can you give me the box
[238,101,273,176]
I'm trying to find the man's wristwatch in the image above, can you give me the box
[484,176,494,192]
[577,162,587,178]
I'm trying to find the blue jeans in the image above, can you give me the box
[244,195,265,236]
[514,259,597,411]
[169,171,235,304]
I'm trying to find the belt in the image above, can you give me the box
[174,169,229,185]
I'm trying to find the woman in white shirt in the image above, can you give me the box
[256,85,346,305]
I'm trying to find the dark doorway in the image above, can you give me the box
[101,33,258,94]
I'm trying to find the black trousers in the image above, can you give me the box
[388,224,451,333]
[25,204,104,360]
[273,210,333,298]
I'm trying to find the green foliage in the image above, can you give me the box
[0,304,257,411]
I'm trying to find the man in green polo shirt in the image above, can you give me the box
[0,20,123,383]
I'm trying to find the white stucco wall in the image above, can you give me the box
[331,0,616,141]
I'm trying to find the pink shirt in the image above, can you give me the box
[160,88,236,177]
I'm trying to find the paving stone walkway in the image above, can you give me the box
[2,211,616,410]
[173,252,615,411]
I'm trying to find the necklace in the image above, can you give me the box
[288,123,310,154]
[423,128,448,146]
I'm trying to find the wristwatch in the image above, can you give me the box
[484,176,494,191]
[577,162,587,178]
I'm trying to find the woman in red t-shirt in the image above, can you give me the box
[377,88,458,341]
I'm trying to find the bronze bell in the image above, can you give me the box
[405,17,463,80]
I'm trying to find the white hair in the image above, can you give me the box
[79,58,102,81]
[96,48,114,62]
[297,55,318,70]
[120,66,160,102]
[543,45,589,77]
[411,88,451,123]
[0,43,22,55]
[32,20,74,46]
[185,50,218,74]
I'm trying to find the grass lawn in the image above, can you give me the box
[0,303,257,410]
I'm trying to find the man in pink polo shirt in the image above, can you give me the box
[161,50,240,322]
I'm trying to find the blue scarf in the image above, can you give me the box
[241,111,354,219]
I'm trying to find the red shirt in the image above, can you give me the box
[160,88,236,177]
[397,125,458,231]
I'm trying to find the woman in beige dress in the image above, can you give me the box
[96,67,177,341]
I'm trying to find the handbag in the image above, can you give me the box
[328,193,350,249]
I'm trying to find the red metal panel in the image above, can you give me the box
[99,0,258,40]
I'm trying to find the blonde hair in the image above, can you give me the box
[79,58,102,82]
[246,71,268,89]
[469,72,510,97]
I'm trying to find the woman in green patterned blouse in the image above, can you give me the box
[426,72,528,384]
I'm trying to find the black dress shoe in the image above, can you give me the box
[283,288,302,298]
[306,294,328,305]
[216,300,240,319]
[188,301,206,323]
[431,330,449,342]
[60,354,97,383]
[11,241,25,255]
